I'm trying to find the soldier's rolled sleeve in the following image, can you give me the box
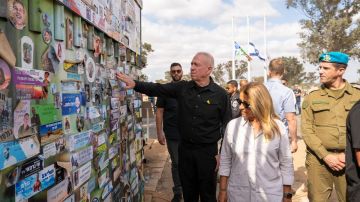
[301,96,329,159]
[219,122,233,177]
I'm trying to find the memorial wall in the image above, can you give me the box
[0,0,145,201]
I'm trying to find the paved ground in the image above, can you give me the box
[144,115,339,202]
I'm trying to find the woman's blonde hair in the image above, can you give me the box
[241,82,280,139]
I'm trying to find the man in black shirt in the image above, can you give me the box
[117,52,231,202]
[156,62,183,201]
[346,100,360,201]
[293,84,302,115]
[226,80,240,119]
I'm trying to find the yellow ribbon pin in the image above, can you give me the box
[207,100,211,104]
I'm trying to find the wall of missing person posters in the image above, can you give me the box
[0,0,145,201]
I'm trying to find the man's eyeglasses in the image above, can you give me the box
[171,70,182,74]
[236,99,251,109]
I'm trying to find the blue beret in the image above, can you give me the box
[319,52,349,65]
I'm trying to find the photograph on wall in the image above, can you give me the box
[85,56,96,82]
[68,130,92,152]
[66,17,74,49]
[7,0,27,30]
[13,100,34,138]
[0,59,11,91]
[41,46,59,73]
[70,145,93,170]
[61,93,83,115]
[72,161,91,190]
[21,36,34,69]
[47,176,71,202]
[42,28,53,44]
[42,136,66,159]
[39,121,64,145]
[93,34,101,57]
[0,135,40,170]
[61,80,81,92]
[55,41,65,63]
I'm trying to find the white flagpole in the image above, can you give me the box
[247,15,251,81]
[263,14,267,82]
[232,16,235,80]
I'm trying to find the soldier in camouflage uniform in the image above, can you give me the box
[302,52,360,202]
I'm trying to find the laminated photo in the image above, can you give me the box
[0,59,11,90]
[47,177,70,202]
[85,56,96,82]
[70,145,93,170]
[13,100,33,139]
[0,135,40,170]
[61,93,83,115]
[68,130,91,152]
[20,36,34,69]
[42,137,66,159]
[0,92,13,142]
[72,161,91,190]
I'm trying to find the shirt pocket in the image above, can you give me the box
[200,98,220,119]
[311,103,332,124]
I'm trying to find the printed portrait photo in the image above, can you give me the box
[42,28,52,44]
[21,36,34,69]
[8,0,27,30]
[0,59,11,90]
[66,18,74,49]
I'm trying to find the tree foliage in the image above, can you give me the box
[286,0,360,63]
[212,60,248,85]
[281,56,318,86]
[139,42,154,81]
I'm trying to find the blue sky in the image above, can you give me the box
[141,0,359,83]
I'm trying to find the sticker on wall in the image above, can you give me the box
[42,28,53,44]
[55,41,65,63]
[20,36,34,69]
[8,0,27,30]
[0,59,11,90]
[66,17,73,49]
[85,56,96,82]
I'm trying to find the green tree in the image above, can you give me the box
[139,42,154,81]
[286,0,360,63]
[282,56,307,85]
[212,60,248,85]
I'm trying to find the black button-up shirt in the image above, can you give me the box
[156,96,180,141]
[135,78,231,144]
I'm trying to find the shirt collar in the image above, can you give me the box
[267,78,282,84]
[189,77,216,92]
[320,80,352,96]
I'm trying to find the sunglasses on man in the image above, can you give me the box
[171,70,182,74]
[236,99,251,109]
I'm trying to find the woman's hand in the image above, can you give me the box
[218,190,227,202]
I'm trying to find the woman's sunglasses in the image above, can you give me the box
[236,99,251,109]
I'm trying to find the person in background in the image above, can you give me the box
[225,80,240,119]
[302,52,360,201]
[116,52,231,202]
[293,84,302,115]
[156,62,183,202]
[219,82,294,202]
[239,79,248,89]
[265,58,298,153]
[346,100,360,201]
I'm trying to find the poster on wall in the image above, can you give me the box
[72,161,92,190]
[85,56,96,82]
[66,17,74,49]
[0,135,40,170]
[47,177,71,202]
[21,36,34,69]
[68,130,91,152]
[0,92,12,142]
[42,136,66,159]
[15,164,55,201]
[39,121,64,145]
[14,67,52,100]
[61,93,83,115]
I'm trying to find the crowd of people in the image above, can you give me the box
[116,51,360,202]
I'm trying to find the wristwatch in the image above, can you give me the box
[283,191,294,199]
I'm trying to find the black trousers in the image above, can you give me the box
[178,142,217,202]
